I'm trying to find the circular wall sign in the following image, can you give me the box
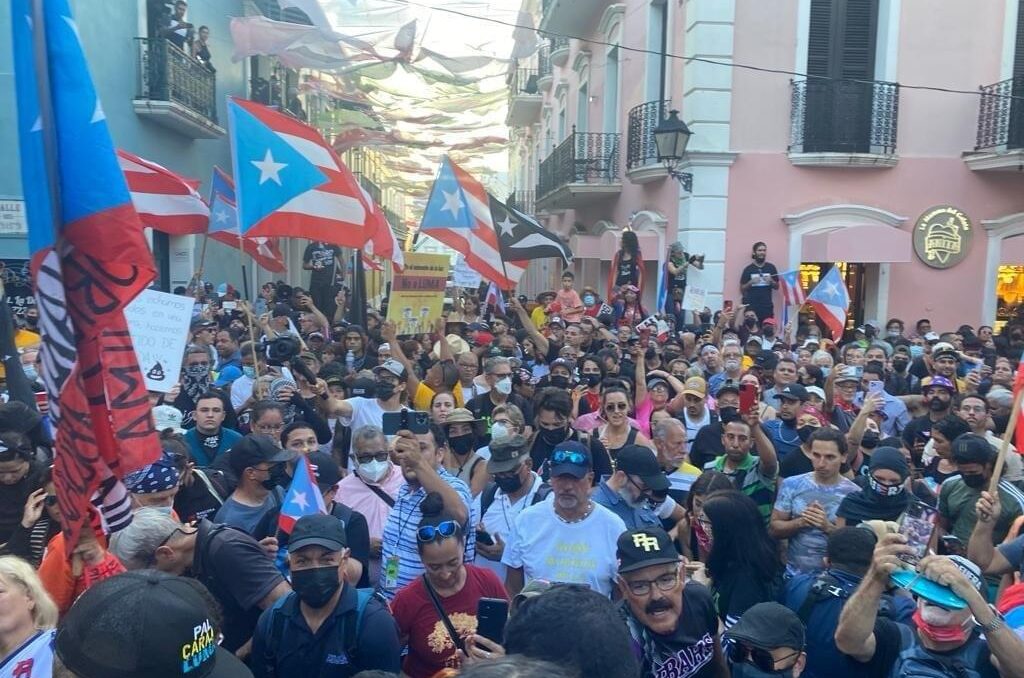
[913,205,972,269]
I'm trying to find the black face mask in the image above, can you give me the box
[538,427,567,446]
[583,373,601,387]
[550,375,570,389]
[928,397,949,412]
[763,328,775,337]
[494,474,524,493]
[798,425,817,443]
[664,352,680,363]
[261,464,288,491]
[962,473,986,489]
[744,318,758,328]
[291,565,341,608]
[861,432,880,449]
[719,406,740,425]
[892,359,909,373]
[448,434,475,457]
[375,381,396,400]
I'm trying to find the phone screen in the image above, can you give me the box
[739,383,757,416]
[898,502,937,566]
[724,300,734,313]
[867,380,885,396]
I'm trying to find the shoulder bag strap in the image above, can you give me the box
[365,482,396,508]
[421,574,466,653]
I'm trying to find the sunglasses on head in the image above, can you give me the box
[551,449,587,465]
[727,644,799,673]
[417,520,461,543]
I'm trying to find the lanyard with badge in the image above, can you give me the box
[384,494,423,590]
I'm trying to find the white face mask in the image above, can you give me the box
[495,377,513,395]
[357,459,389,483]
[148,504,174,517]
[490,422,509,441]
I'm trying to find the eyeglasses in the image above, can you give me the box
[605,402,628,412]
[622,570,680,596]
[551,449,587,465]
[417,520,461,543]
[150,522,198,563]
[354,452,389,464]
[727,644,800,673]
[255,424,285,433]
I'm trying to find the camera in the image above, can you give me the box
[257,335,301,367]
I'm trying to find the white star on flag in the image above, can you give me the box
[213,205,231,225]
[441,189,463,217]
[498,215,516,237]
[822,280,840,298]
[290,490,309,511]
[252,149,286,185]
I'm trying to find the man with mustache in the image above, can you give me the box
[618,526,729,677]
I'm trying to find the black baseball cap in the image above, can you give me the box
[350,377,375,397]
[56,571,251,678]
[289,513,347,552]
[725,602,805,651]
[308,451,342,488]
[951,433,995,466]
[717,381,741,398]
[617,527,682,573]
[549,440,592,478]
[228,434,296,475]
[616,445,669,492]
[774,383,808,402]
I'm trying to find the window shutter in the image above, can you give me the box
[807,0,835,78]
[1015,0,1024,78]
[839,0,878,80]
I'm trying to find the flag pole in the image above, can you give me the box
[190,233,209,294]
[238,232,261,383]
[989,386,1024,494]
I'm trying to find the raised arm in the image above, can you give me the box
[382,321,421,399]
[631,346,647,405]
[508,297,549,357]
[744,409,778,477]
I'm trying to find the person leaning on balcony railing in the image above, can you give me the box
[160,0,194,52]
[192,25,216,74]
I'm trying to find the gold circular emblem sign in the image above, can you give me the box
[913,205,972,269]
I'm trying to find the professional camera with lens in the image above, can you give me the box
[258,335,301,367]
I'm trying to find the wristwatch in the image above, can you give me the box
[975,604,1006,633]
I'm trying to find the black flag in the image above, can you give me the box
[490,196,573,266]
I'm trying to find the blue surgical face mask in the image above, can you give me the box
[910,345,925,359]
[583,295,595,306]
[242,365,256,379]
[22,365,38,382]
[820,366,831,377]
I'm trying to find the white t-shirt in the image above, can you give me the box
[502,498,626,597]
[473,474,544,582]
[0,629,54,678]
[337,397,406,454]
[683,408,711,452]
[230,374,255,411]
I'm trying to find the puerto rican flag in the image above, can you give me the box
[227,97,369,249]
[207,167,286,273]
[778,269,806,307]
[279,455,327,535]
[420,157,524,289]
[117,149,209,235]
[805,266,850,339]
[1013,349,1024,455]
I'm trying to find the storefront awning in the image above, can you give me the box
[802,225,911,263]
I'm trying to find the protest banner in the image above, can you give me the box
[385,252,449,336]
[453,254,482,289]
[683,285,707,311]
[124,289,194,392]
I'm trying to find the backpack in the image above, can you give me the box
[890,623,986,678]
[263,587,379,676]
[479,480,552,518]
[796,572,893,624]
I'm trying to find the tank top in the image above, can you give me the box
[615,255,639,287]
[601,426,639,462]
[450,454,484,486]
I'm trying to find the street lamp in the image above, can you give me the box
[653,109,694,193]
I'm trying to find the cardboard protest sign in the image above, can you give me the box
[124,289,194,392]
[385,252,449,336]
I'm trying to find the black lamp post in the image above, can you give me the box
[653,109,694,192]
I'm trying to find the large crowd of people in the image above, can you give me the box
[4,240,1024,677]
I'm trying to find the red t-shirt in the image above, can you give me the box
[391,564,508,678]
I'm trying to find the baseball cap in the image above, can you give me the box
[152,405,186,435]
[725,602,805,651]
[373,359,406,380]
[616,445,669,492]
[228,434,296,475]
[271,303,292,318]
[56,570,251,678]
[617,527,681,573]
[308,450,341,488]
[924,331,941,343]
[801,338,820,348]
[549,440,592,478]
[682,376,707,399]
[834,366,861,383]
[308,331,325,342]
[548,316,566,328]
[951,433,995,466]
[487,434,530,474]
[289,513,347,552]
[805,385,826,401]
[774,383,809,402]
[717,381,741,398]
[467,321,491,332]
[646,376,670,391]
[931,343,959,362]
[762,317,776,326]
[923,375,956,393]
[190,318,216,331]
[350,377,375,398]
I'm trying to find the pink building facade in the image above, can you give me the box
[509,0,1024,331]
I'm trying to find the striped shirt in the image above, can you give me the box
[705,453,777,522]
[380,468,476,600]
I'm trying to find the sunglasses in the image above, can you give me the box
[354,452,389,464]
[551,449,587,465]
[417,520,461,543]
[605,402,628,412]
[727,644,799,673]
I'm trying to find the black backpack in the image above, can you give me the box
[479,480,552,518]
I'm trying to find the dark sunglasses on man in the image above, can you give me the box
[727,643,800,674]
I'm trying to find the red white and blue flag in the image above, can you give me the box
[227,97,369,249]
[13,0,160,548]
[420,157,524,289]
[1012,349,1024,454]
[778,269,806,307]
[279,455,327,535]
[805,266,850,339]
[485,281,506,314]
[208,167,286,273]
[117,149,209,235]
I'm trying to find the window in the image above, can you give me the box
[646,0,667,103]
[604,46,621,134]
[557,91,568,141]
[575,55,591,134]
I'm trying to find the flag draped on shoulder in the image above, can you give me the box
[227,97,369,249]
[207,167,286,273]
[420,156,523,289]
[492,197,572,267]
[12,0,160,547]
[279,455,327,534]
[805,266,850,339]
[117,149,209,235]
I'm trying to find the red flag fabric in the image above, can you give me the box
[1014,350,1024,454]
[210,232,286,273]
[118,149,210,235]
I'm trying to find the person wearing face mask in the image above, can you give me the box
[724,602,806,677]
[762,384,809,460]
[937,433,1024,549]
[528,387,614,485]
[174,345,216,429]
[329,359,409,455]
[689,382,738,469]
[184,390,244,467]
[902,376,956,468]
[778,404,828,479]
[215,435,296,537]
[440,408,488,496]
[618,526,729,678]
[337,425,405,588]
[473,433,551,582]
[125,450,182,516]
[837,535,1024,677]
[251,513,401,677]
[835,447,914,526]
[581,286,603,318]
[574,355,606,417]
[593,444,687,530]
[884,346,919,396]
[466,357,533,436]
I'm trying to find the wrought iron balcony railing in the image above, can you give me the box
[626,100,669,169]
[789,78,899,155]
[135,37,217,124]
[537,128,621,198]
[538,45,552,80]
[550,36,569,52]
[510,68,540,95]
[976,76,1024,151]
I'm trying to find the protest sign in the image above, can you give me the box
[385,252,449,336]
[124,289,194,392]
[682,285,707,311]
[453,255,482,289]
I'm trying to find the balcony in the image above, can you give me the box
[788,79,899,167]
[541,0,607,36]
[536,129,621,211]
[507,68,543,127]
[965,76,1024,172]
[507,189,536,216]
[626,100,670,183]
[550,36,570,67]
[537,46,554,92]
[133,38,223,139]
